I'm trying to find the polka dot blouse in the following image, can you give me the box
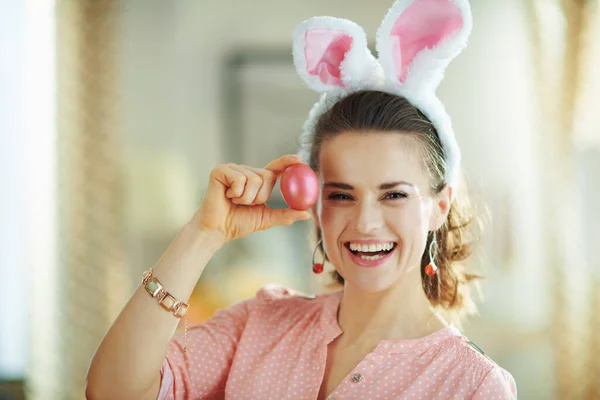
[158,285,517,399]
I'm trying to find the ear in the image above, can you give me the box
[429,184,452,231]
[376,0,472,93]
[293,16,383,93]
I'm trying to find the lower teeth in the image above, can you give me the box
[359,254,385,260]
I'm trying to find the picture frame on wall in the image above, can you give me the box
[220,47,320,206]
[197,47,325,300]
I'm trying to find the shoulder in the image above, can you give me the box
[255,283,319,301]
[252,283,332,310]
[476,364,517,399]
[204,284,335,327]
[245,284,338,324]
[232,284,338,340]
[441,332,517,398]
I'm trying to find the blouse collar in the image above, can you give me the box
[319,289,464,354]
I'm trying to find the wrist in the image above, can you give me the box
[182,220,226,253]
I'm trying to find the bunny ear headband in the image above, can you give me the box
[292,0,472,193]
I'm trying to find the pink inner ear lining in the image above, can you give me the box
[305,29,353,87]
[390,0,464,82]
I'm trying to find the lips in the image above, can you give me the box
[344,241,397,268]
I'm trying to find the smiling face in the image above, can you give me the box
[315,131,450,293]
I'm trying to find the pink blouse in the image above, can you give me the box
[158,285,517,399]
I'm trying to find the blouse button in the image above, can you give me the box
[351,373,363,383]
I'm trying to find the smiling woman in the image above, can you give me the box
[86,1,518,399]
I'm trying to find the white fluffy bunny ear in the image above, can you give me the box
[293,17,383,94]
[376,0,472,93]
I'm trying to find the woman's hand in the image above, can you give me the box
[192,155,312,244]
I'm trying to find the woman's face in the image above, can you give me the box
[316,132,450,293]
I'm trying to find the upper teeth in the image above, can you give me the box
[348,242,395,252]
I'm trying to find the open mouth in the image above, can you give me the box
[345,242,398,261]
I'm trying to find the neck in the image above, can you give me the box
[336,267,447,348]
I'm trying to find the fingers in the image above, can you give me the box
[264,154,304,175]
[224,164,258,204]
[210,165,245,197]
[212,163,276,206]
[211,156,305,207]
[252,168,277,204]
[259,207,312,231]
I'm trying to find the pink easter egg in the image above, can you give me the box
[280,164,319,211]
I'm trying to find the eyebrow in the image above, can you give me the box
[323,181,415,190]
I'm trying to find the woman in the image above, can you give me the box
[87,1,517,399]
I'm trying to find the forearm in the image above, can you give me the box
[86,222,224,400]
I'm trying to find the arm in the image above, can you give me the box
[158,296,251,400]
[86,223,224,400]
[85,155,310,400]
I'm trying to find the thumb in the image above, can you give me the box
[260,207,312,230]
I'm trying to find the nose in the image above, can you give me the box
[354,200,384,234]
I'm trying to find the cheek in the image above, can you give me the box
[319,203,348,229]
[387,202,431,237]
[319,206,349,257]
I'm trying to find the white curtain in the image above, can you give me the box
[530,0,600,398]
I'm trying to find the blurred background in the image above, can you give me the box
[1,0,599,399]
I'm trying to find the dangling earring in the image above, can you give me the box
[312,238,325,274]
[425,233,438,277]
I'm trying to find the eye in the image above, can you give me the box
[384,192,408,200]
[328,192,353,201]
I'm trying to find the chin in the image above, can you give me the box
[336,256,420,295]
[338,269,398,294]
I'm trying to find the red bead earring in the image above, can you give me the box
[425,233,438,277]
[312,239,325,274]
